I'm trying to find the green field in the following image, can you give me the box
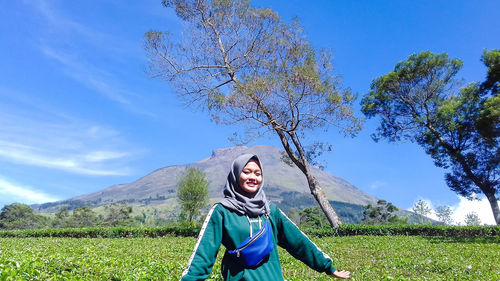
[0,236,498,280]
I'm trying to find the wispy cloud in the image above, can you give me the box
[30,0,154,116]
[83,151,130,163]
[41,47,133,107]
[0,141,130,176]
[369,180,386,190]
[0,88,137,176]
[0,176,59,204]
[30,0,135,58]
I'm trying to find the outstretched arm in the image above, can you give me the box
[273,205,351,278]
[330,270,351,279]
[181,204,223,281]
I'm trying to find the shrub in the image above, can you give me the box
[1,224,498,238]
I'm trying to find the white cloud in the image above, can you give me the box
[0,141,130,176]
[30,0,154,116]
[82,151,130,163]
[412,196,498,225]
[0,89,136,176]
[451,196,498,226]
[0,177,59,204]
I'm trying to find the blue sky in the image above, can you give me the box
[1,0,498,224]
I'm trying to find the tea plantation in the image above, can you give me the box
[0,235,498,280]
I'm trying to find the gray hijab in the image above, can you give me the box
[219,154,270,217]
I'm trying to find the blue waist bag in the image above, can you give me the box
[228,217,274,268]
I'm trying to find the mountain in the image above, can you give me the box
[35,145,378,216]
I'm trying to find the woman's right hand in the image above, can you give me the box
[330,270,351,279]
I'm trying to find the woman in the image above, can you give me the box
[180,154,351,280]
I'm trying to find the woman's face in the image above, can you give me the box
[239,160,262,195]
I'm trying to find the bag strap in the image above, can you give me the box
[246,215,267,237]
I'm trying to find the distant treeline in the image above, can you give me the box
[35,193,172,211]
[0,202,144,230]
[276,191,366,224]
[0,194,458,231]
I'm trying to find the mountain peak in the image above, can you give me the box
[211,146,249,158]
[35,144,378,213]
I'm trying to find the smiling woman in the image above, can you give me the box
[180,154,351,280]
[238,159,262,196]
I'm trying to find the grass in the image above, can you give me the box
[0,236,498,280]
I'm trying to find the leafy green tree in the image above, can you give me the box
[464,211,481,226]
[53,206,73,228]
[55,206,69,220]
[362,200,405,225]
[144,0,362,227]
[0,203,46,229]
[412,199,432,224]
[104,203,134,227]
[72,206,98,227]
[177,168,209,222]
[298,206,328,228]
[435,205,454,225]
[480,49,500,96]
[133,211,148,225]
[361,50,499,224]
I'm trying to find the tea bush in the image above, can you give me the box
[0,235,498,280]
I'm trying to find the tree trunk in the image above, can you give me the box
[430,129,499,225]
[484,189,500,225]
[273,129,342,227]
[305,170,342,227]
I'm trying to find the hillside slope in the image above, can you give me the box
[35,145,378,213]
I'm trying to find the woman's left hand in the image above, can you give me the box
[330,270,351,279]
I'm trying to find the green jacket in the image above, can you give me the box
[180,203,336,281]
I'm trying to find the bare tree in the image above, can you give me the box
[464,212,481,226]
[144,0,361,227]
[435,205,454,225]
[412,199,431,224]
